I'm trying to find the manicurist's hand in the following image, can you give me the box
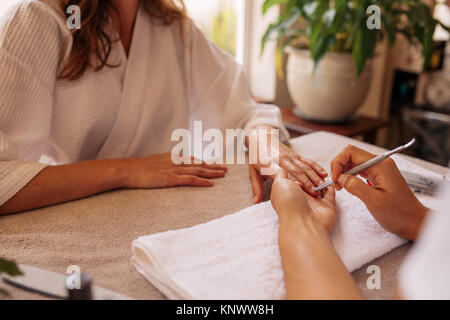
[271,170,336,235]
[119,153,227,189]
[331,145,429,241]
[248,126,328,204]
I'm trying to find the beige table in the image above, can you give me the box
[1,132,448,300]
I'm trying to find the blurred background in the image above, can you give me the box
[0,0,449,166]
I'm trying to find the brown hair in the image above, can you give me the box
[59,0,187,80]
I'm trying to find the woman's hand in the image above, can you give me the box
[271,170,337,235]
[248,126,328,204]
[119,153,227,189]
[331,145,429,241]
[271,170,362,300]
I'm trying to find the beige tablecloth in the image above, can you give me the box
[1,132,448,300]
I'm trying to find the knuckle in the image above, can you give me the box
[330,159,338,167]
[385,158,395,166]
[183,176,194,184]
[345,176,359,189]
[345,144,355,152]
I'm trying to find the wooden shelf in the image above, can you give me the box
[281,108,391,143]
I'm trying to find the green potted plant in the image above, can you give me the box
[262,0,449,122]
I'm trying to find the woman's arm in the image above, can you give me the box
[279,215,363,300]
[271,171,363,300]
[184,24,327,203]
[0,154,227,215]
[0,159,123,215]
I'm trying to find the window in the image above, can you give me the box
[434,0,450,41]
[0,0,19,18]
[185,0,247,66]
[185,0,279,101]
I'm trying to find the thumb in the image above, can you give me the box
[337,174,376,203]
[249,165,264,204]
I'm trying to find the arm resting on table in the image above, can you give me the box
[0,159,125,215]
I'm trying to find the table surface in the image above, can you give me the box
[1,132,448,300]
[281,109,390,137]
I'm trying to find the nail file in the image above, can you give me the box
[401,170,448,195]
[314,139,416,192]
[2,264,133,300]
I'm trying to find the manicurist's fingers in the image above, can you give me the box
[330,145,376,182]
[336,174,379,205]
[249,165,264,204]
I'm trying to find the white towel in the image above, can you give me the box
[131,156,443,300]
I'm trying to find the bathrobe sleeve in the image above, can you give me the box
[185,22,289,140]
[398,184,450,299]
[0,2,67,205]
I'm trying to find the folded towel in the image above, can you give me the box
[131,156,443,300]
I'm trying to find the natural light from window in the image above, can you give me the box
[185,0,246,65]
[0,0,20,17]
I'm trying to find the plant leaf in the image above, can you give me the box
[262,0,288,15]
[0,258,23,277]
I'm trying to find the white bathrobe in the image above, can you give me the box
[0,0,288,205]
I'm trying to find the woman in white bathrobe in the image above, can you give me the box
[0,0,328,215]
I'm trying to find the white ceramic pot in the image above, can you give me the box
[286,47,373,123]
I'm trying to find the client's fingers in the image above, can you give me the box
[293,159,324,187]
[177,167,226,178]
[176,175,215,187]
[298,156,328,178]
[249,165,264,204]
[276,169,288,180]
[182,157,228,172]
[282,160,317,195]
[202,162,228,172]
[323,184,336,202]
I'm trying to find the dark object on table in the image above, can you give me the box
[67,273,93,300]
[281,108,390,144]
[402,106,450,166]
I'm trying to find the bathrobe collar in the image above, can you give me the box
[98,5,151,159]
